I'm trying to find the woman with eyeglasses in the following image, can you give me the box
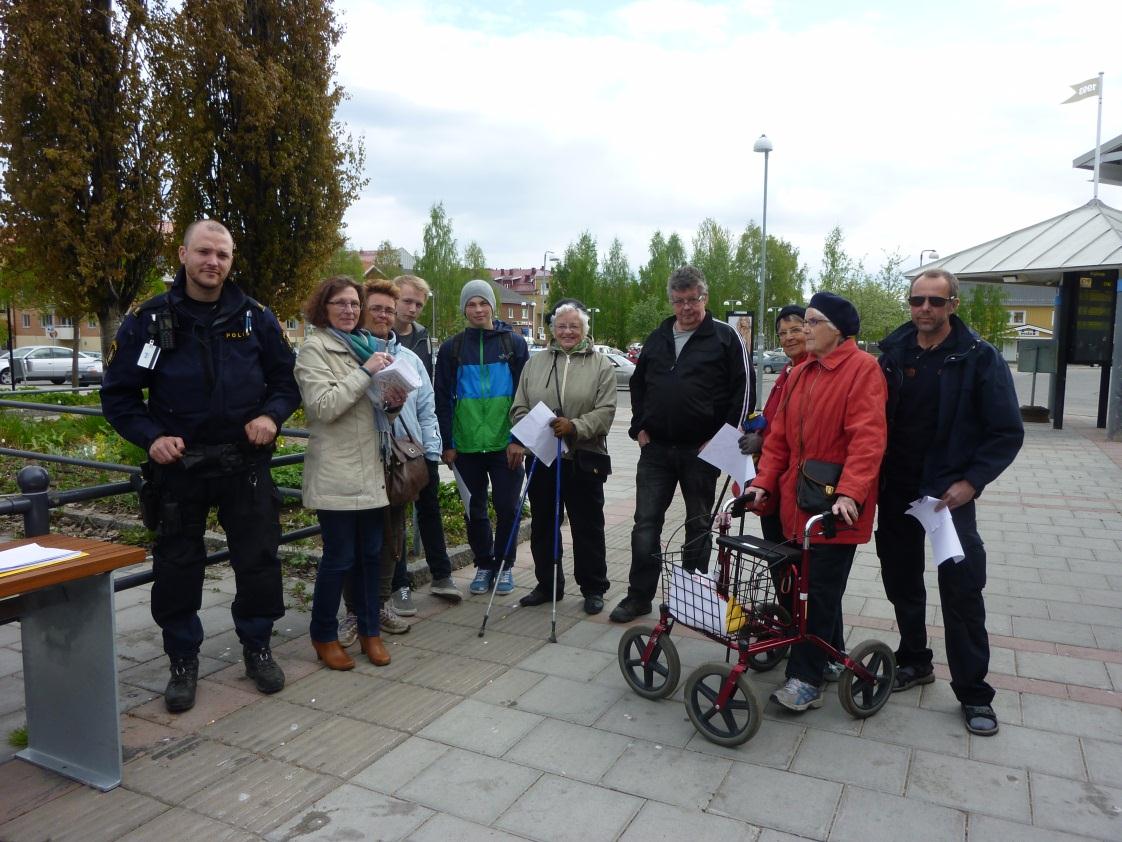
[295,276,405,670]
[742,291,887,714]
[509,299,616,614]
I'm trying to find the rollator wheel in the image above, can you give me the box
[684,663,762,746]
[618,625,681,699]
[745,602,792,673]
[838,640,896,719]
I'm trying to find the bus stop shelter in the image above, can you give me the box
[905,198,1122,435]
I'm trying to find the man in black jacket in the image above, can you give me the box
[877,268,1023,736]
[610,265,753,623]
[101,219,299,713]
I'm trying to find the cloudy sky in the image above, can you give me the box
[332,0,1122,280]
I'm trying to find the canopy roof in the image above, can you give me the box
[1073,132,1122,187]
[905,199,1122,284]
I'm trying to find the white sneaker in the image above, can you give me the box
[770,677,823,712]
[379,606,410,635]
[337,612,358,648]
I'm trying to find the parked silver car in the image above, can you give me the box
[0,345,103,385]
[604,352,635,389]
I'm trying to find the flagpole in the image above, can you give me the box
[1093,71,1104,200]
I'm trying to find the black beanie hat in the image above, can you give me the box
[808,291,860,338]
[774,305,806,331]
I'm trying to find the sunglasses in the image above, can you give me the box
[908,295,955,308]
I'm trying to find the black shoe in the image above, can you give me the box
[243,646,285,694]
[519,586,562,607]
[893,664,935,692]
[583,595,605,615]
[165,655,199,713]
[609,596,652,623]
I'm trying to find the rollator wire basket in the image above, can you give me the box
[658,533,801,647]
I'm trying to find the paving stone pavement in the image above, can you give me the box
[2,380,1122,840]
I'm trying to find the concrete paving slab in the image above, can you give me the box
[683,717,804,768]
[270,716,406,777]
[347,681,461,733]
[265,782,434,841]
[417,697,543,757]
[906,750,1030,822]
[502,717,633,783]
[594,694,698,748]
[406,810,542,841]
[859,701,970,757]
[1028,772,1122,839]
[117,807,258,841]
[967,721,1086,780]
[0,756,79,825]
[201,698,328,754]
[395,746,541,826]
[511,673,626,725]
[791,729,911,794]
[128,676,261,730]
[123,734,257,802]
[273,666,393,712]
[967,814,1104,842]
[398,652,507,695]
[351,736,449,795]
[1015,650,1113,689]
[470,667,546,706]
[182,756,336,835]
[1020,693,1122,741]
[493,773,643,842]
[618,800,760,842]
[1083,736,1122,789]
[710,760,843,839]
[829,785,966,842]
[0,784,169,842]
[516,642,617,681]
[600,739,732,810]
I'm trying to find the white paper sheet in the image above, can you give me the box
[372,355,423,394]
[510,401,568,466]
[905,496,965,565]
[666,566,728,635]
[698,423,756,488]
[451,464,472,511]
[0,543,83,573]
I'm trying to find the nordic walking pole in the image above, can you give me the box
[549,437,562,643]
[478,455,538,638]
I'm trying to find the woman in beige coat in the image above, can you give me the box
[509,299,616,614]
[295,277,401,669]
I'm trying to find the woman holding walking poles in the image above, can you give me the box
[509,299,617,615]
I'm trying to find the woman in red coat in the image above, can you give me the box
[744,291,887,713]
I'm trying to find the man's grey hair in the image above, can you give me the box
[912,268,959,299]
[667,265,708,299]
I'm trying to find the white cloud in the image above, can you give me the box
[333,0,1122,278]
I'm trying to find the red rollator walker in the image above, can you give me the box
[617,497,897,746]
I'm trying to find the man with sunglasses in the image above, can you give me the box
[877,268,1023,736]
[610,265,752,623]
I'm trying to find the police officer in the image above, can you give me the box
[101,219,300,713]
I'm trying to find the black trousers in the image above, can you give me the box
[151,460,284,657]
[527,456,610,597]
[391,459,453,590]
[628,442,720,602]
[786,542,855,685]
[876,483,993,705]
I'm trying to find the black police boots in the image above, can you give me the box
[243,646,285,694]
[165,655,199,713]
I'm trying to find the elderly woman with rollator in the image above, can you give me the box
[742,292,887,713]
[509,299,617,615]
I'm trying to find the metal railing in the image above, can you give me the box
[1,395,316,602]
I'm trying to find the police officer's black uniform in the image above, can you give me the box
[101,266,299,702]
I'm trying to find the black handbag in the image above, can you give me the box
[796,459,843,513]
[573,448,612,477]
[385,433,428,505]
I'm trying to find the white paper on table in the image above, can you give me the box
[666,565,728,635]
[372,355,422,394]
[450,465,472,511]
[905,496,965,564]
[0,543,83,573]
[510,401,568,467]
[698,423,756,488]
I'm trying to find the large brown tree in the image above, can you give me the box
[0,0,168,356]
[157,0,365,317]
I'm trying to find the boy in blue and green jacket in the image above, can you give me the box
[435,280,529,594]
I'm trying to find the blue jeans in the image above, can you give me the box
[628,442,720,602]
[312,509,383,641]
[455,450,524,571]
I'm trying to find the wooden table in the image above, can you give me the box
[0,536,145,790]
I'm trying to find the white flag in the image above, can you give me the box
[1062,77,1099,104]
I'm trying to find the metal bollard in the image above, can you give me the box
[17,464,50,537]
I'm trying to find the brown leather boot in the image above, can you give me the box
[312,639,355,671]
[359,634,391,666]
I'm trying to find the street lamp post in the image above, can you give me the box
[543,250,557,270]
[722,299,743,320]
[753,133,773,406]
[588,307,601,340]
[919,249,939,267]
